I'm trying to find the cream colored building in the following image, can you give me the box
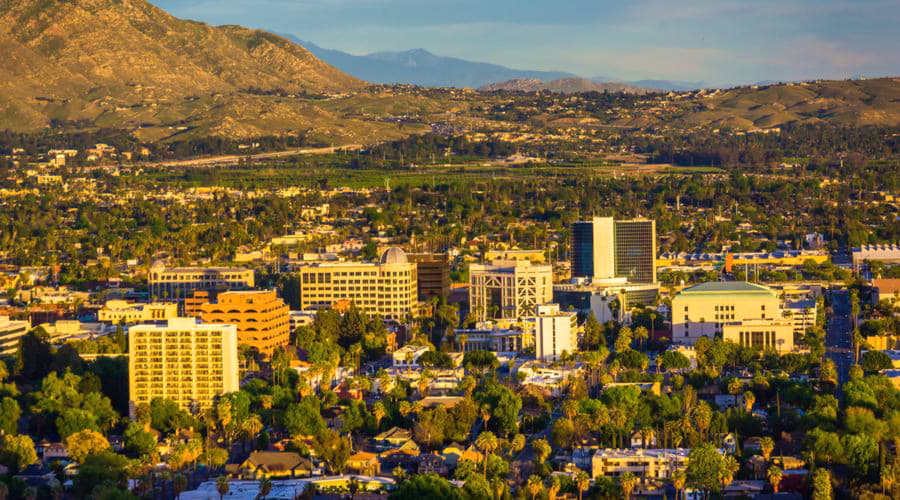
[128,318,239,414]
[672,282,782,345]
[469,260,553,321]
[591,448,690,481]
[534,304,578,361]
[98,300,179,324]
[722,319,796,353]
[149,266,254,299]
[0,316,30,356]
[483,249,546,263]
[295,247,418,320]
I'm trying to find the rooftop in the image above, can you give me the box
[680,281,773,295]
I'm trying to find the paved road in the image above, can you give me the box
[825,288,853,390]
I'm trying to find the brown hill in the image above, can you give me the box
[0,0,368,137]
[479,77,652,94]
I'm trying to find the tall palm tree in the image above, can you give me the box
[527,475,543,500]
[475,431,499,478]
[620,471,637,500]
[672,470,686,500]
[575,470,590,500]
[372,401,386,431]
[547,475,561,500]
[216,476,230,500]
[767,465,783,494]
[760,437,775,462]
[720,455,739,490]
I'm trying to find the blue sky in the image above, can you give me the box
[152,0,900,85]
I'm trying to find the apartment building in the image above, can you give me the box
[591,448,690,481]
[294,248,418,321]
[534,303,578,361]
[469,260,553,321]
[148,266,254,299]
[0,316,30,356]
[128,318,239,415]
[98,300,178,324]
[672,282,782,345]
[198,290,291,356]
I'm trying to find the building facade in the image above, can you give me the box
[534,304,578,361]
[468,260,553,321]
[591,448,690,481]
[571,217,656,284]
[149,266,254,299]
[0,316,30,356]
[408,253,451,301]
[198,290,291,356]
[672,282,782,345]
[722,319,795,353]
[128,318,239,414]
[295,248,418,320]
[98,300,178,324]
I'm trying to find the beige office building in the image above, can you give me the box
[98,300,179,324]
[0,316,30,356]
[591,448,690,480]
[722,319,795,353]
[672,282,782,345]
[469,260,553,321]
[534,304,578,361]
[149,266,254,299]
[129,318,239,414]
[295,248,418,320]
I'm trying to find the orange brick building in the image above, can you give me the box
[198,290,290,357]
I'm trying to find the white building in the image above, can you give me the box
[469,260,553,321]
[0,316,30,356]
[392,345,431,369]
[534,304,578,361]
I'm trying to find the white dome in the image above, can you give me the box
[380,247,408,264]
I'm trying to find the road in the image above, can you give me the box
[825,288,853,390]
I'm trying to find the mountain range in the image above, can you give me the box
[478,78,653,94]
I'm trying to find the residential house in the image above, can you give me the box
[230,451,312,479]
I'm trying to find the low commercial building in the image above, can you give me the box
[149,266,254,299]
[534,303,578,361]
[784,299,816,336]
[98,300,178,324]
[454,327,530,353]
[483,249,546,263]
[722,319,795,353]
[672,282,782,345]
[0,316,30,356]
[469,260,553,321]
[199,290,291,356]
[294,248,418,321]
[591,448,691,481]
[853,244,900,274]
[392,345,431,369]
[128,318,239,414]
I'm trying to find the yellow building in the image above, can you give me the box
[722,319,795,352]
[149,266,254,299]
[483,249,546,263]
[128,318,239,415]
[469,260,553,321]
[294,247,418,320]
[98,300,179,324]
[0,316,30,356]
[672,282,782,345]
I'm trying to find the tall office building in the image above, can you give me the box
[469,260,553,321]
[0,316,30,356]
[534,304,578,361]
[408,253,451,301]
[294,247,418,320]
[198,290,291,357]
[570,217,656,284]
[129,318,239,414]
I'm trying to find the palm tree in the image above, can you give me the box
[634,326,648,351]
[720,455,739,490]
[760,437,775,462]
[575,470,590,500]
[216,476,230,500]
[527,475,543,500]
[547,475,561,500]
[490,477,506,500]
[672,470,686,500]
[743,390,756,413]
[561,400,579,422]
[372,401,386,431]
[458,333,469,353]
[258,477,273,500]
[475,431,499,478]
[620,471,637,500]
[767,465,783,494]
[533,438,552,465]
[242,415,263,453]
[812,468,832,500]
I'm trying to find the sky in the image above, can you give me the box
[152,0,900,85]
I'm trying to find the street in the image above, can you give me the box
[825,288,853,390]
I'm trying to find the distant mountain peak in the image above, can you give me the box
[480,77,654,94]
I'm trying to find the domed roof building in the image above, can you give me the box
[380,247,408,265]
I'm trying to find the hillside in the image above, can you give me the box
[0,0,398,140]
[479,77,653,94]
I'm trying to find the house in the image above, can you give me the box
[230,451,312,479]
[441,443,482,467]
[346,452,380,476]
[417,454,449,476]
[714,394,745,410]
[37,441,68,462]
[374,427,413,451]
[630,430,657,448]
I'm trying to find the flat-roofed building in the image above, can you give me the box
[722,319,796,353]
[408,253,450,301]
[483,249,546,264]
[0,316,30,356]
[784,299,816,336]
[469,260,553,321]
[199,290,291,356]
[672,282,782,345]
[98,300,178,324]
[591,448,691,481]
[128,318,239,414]
[571,217,656,285]
[534,303,578,361]
[149,266,254,299]
[294,247,418,321]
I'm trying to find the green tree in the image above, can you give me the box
[64,429,110,463]
[475,431,499,478]
[72,451,130,498]
[686,442,724,498]
[812,468,832,500]
[0,434,37,472]
[123,421,157,459]
[0,397,21,435]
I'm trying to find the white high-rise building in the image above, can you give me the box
[534,304,578,361]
